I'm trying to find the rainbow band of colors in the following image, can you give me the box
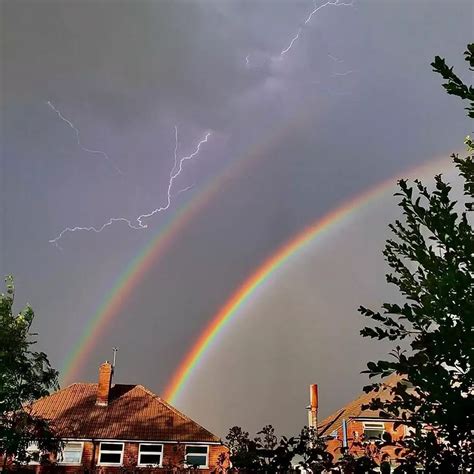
[63,146,453,400]
[62,106,314,383]
[162,155,453,403]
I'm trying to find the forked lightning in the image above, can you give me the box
[49,127,211,247]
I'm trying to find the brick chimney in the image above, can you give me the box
[96,361,113,406]
[308,384,318,429]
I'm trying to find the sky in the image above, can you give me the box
[1,0,472,438]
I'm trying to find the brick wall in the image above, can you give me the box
[325,419,406,464]
[11,441,228,473]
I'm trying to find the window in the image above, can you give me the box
[59,442,83,464]
[25,442,40,464]
[98,442,124,465]
[363,421,385,440]
[185,445,208,468]
[138,444,163,467]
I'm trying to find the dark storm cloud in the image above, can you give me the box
[3,0,305,127]
[2,0,472,437]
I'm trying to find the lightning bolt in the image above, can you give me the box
[49,127,211,247]
[171,125,179,176]
[47,101,124,175]
[280,28,302,56]
[328,53,344,63]
[280,0,353,57]
[332,69,354,76]
[135,130,210,227]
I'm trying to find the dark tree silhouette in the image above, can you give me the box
[0,276,61,469]
[359,44,474,472]
[224,425,335,473]
[224,44,473,474]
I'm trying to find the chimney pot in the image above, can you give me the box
[96,361,113,406]
[308,384,319,429]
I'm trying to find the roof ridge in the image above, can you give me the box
[135,385,193,422]
[318,376,400,433]
[30,382,221,442]
[135,385,220,441]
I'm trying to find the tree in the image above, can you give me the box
[359,44,474,472]
[224,425,335,473]
[0,275,61,469]
[222,45,473,474]
[223,424,394,473]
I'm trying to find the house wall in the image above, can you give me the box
[325,419,406,464]
[8,442,228,473]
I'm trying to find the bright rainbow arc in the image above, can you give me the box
[163,155,453,403]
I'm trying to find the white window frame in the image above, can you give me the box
[58,441,84,465]
[185,444,209,469]
[362,421,385,440]
[97,442,124,466]
[25,441,40,465]
[137,443,164,467]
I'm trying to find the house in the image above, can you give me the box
[12,361,227,472]
[316,375,407,468]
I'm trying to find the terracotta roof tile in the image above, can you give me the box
[30,383,220,443]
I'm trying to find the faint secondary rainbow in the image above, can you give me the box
[163,155,454,403]
[61,192,210,383]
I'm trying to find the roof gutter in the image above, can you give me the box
[59,437,221,445]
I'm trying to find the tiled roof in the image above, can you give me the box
[30,383,220,443]
[318,374,402,436]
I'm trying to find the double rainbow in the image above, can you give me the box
[63,149,452,400]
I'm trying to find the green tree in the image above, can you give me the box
[359,45,474,472]
[224,425,335,473]
[0,276,61,469]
